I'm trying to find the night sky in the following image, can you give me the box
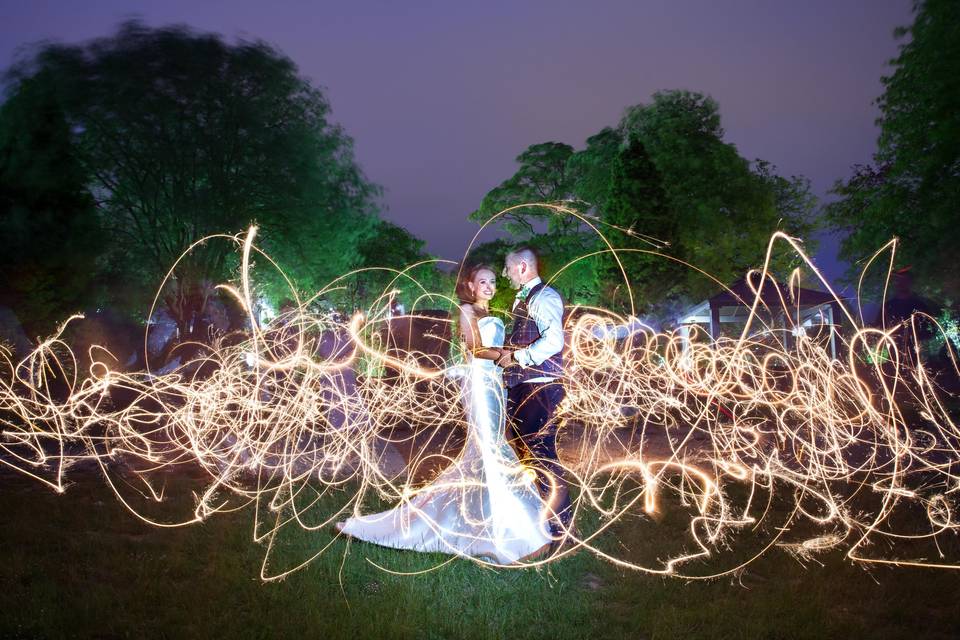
[0,1,913,285]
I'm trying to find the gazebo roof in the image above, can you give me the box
[680,273,839,323]
[708,274,836,308]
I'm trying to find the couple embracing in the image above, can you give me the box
[336,248,574,564]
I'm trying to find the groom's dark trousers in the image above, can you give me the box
[506,381,571,534]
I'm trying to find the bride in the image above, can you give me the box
[335,264,553,564]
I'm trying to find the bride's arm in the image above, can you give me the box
[458,305,502,361]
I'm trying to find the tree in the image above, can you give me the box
[342,220,449,312]
[470,90,817,315]
[468,142,604,305]
[617,90,807,302]
[5,22,379,337]
[599,136,673,311]
[609,91,816,311]
[0,72,102,337]
[753,160,818,232]
[566,127,622,215]
[469,142,578,237]
[825,0,960,300]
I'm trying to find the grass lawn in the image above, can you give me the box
[1,464,959,640]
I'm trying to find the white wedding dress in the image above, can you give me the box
[338,315,553,564]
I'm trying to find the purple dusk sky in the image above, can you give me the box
[1,1,914,286]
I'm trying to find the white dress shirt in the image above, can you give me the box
[512,277,564,383]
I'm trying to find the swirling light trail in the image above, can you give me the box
[0,205,958,580]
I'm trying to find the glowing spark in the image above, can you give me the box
[0,211,957,579]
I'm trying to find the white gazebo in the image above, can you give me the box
[677,274,845,359]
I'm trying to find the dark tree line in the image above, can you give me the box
[470,90,817,316]
[0,72,101,337]
[473,0,960,317]
[3,0,957,346]
[0,22,439,341]
[825,0,960,303]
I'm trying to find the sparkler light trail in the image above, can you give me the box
[0,208,958,580]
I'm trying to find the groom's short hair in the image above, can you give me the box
[507,247,539,270]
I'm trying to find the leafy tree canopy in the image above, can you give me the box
[4,21,380,335]
[341,219,451,312]
[0,72,102,336]
[825,0,960,300]
[470,142,578,237]
[469,90,817,315]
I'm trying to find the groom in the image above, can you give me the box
[496,248,573,547]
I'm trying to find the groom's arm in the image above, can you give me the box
[513,288,564,368]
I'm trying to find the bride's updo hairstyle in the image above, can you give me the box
[456,263,495,304]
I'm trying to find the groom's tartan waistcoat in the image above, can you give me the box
[505,282,564,387]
